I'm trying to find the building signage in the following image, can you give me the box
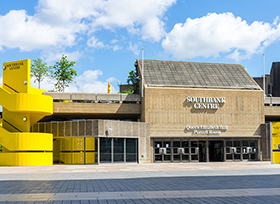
[186,125,228,135]
[186,97,226,109]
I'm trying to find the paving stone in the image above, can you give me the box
[0,163,280,203]
[43,201,53,204]
[88,201,98,204]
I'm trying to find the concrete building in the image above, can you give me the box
[32,59,280,164]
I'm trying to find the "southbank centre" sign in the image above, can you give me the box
[186,97,226,109]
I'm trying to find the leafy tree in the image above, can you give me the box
[126,68,139,94]
[31,58,50,89]
[121,88,133,94]
[52,54,77,92]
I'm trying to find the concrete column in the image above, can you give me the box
[258,138,261,161]
[206,139,209,162]
[124,138,126,163]
[97,137,100,164]
[224,140,226,161]
[111,138,114,164]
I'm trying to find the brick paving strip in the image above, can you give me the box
[1,188,280,202]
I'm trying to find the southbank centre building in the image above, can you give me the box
[31,59,275,165]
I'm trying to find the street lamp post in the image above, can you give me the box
[263,53,265,99]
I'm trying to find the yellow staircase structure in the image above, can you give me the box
[0,59,53,166]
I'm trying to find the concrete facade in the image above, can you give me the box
[142,87,264,138]
[32,120,151,163]
[32,59,280,164]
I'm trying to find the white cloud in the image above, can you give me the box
[113,45,122,51]
[273,16,279,26]
[0,0,176,52]
[128,42,141,56]
[31,76,56,91]
[68,70,116,93]
[0,9,83,51]
[107,77,117,83]
[110,39,119,44]
[87,36,105,48]
[42,50,82,64]
[162,12,280,60]
[91,0,176,41]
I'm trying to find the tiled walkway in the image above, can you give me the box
[0,162,279,203]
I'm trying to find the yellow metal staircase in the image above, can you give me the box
[0,59,53,166]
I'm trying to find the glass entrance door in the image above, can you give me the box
[209,141,224,162]
[173,140,190,162]
[100,138,138,163]
[225,140,258,161]
[126,138,138,162]
[154,141,171,162]
[100,138,112,163]
[154,140,190,162]
[113,138,124,162]
[199,141,207,162]
[190,141,199,162]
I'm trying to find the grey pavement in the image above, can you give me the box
[0,162,280,203]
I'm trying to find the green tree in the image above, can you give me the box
[126,68,139,94]
[52,54,77,92]
[31,58,50,89]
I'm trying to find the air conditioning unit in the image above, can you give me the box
[247,147,252,153]
[159,148,167,155]
[178,148,184,154]
[230,147,236,154]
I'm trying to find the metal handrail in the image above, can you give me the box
[43,92,141,103]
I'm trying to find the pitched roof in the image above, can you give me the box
[137,60,260,89]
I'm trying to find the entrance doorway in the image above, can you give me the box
[99,138,138,163]
[209,141,224,161]
[198,141,207,162]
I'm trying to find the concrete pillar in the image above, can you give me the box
[206,139,209,162]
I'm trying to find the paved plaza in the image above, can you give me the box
[0,162,279,203]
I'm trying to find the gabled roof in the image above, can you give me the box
[137,60,260,89]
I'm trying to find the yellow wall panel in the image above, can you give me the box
[61,138,72,151]
[72,138,84,151]
[273,152,280,163]
[72,152,84,164]
[86,152,95,164]
[0,152,53,166]
[60,153,72,164]
[272,122,280,163]
[86,137,95,151]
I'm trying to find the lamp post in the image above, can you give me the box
[263,53,265,99]
[142,47,144,98]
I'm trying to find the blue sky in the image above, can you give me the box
[0,0,280,93]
